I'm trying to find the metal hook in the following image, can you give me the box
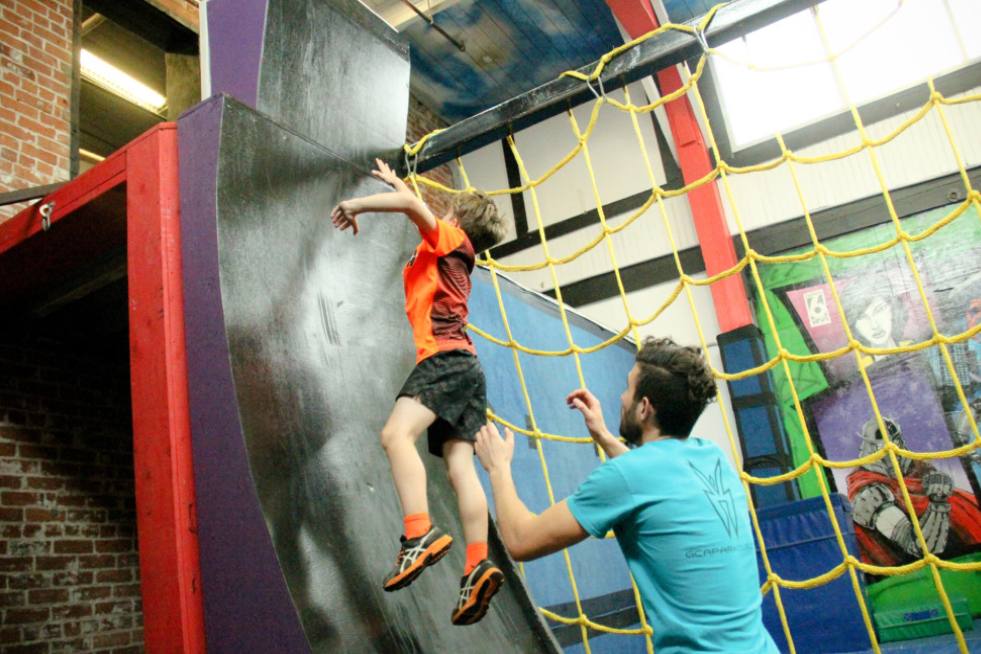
[693,26,711,54]
[39,201,55,232]
[585,75,607,101]
[403,149,419,180]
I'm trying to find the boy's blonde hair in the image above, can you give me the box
[451,191,507,253]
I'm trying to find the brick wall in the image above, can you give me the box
[407,93,456,219]
[0,332,142,653]
[0,0,74,222]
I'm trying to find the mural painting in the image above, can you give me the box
[754,202,981,595]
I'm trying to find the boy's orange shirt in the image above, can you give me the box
[403,218,477,363]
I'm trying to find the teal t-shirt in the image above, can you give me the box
[567,437,777,654]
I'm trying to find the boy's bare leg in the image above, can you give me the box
[445,437,503,625]
[380,397,437,517]
[443,438,488,545]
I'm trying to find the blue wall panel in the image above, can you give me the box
[470,268,647,652]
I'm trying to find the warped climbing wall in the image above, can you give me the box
[176,0,559,651]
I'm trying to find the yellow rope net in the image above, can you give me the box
[405,3,981,652]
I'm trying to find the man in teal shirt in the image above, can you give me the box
[475,337,777,653]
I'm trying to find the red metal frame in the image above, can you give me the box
[0,124,205,653]
[607,0,753,333]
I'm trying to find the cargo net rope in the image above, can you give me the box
[403,3,981,653]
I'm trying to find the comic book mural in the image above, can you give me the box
[753,201,981,609]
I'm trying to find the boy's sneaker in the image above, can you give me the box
[451,559,504,625]
[383,527,453,592]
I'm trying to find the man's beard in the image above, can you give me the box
[619,404,644,446]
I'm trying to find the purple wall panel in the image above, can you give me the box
[178,96,310,653]
[205,0,269,108]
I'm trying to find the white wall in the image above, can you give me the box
[456,45,980,469]
[460,81,700,293]
[454,140,516,242]
[577,275,740,469]
[721,84,981,234]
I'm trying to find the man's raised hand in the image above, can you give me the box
[567,388,628,458]
[475,422,515,475]
[566,388,609,441]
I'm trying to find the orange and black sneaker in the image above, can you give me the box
[383,527,453,592]
[451,559,504,625]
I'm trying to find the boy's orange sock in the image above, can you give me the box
[403,513,431,540]
[464,542,488,574]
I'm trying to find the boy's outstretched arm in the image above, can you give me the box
[330,159,436,236]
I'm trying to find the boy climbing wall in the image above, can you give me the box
[331,160,508,625]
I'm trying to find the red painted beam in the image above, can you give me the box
[0,123,206,652]
[0,149,126,256]
[126,124,206,654]
[607,0,753,332]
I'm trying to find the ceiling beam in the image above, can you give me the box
[85,0,198,52]
[141,0,200,33]
[378,0,460,29]
[407,0,824,173]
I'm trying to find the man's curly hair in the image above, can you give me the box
[633,337,717,437]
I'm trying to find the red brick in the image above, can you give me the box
[94,599,131,615]
[51,604,91,619]
[0,475,22,488]
[27,588,68,604]
[92,632,130,648]
[95,569,132,584]
[25,476,63,490]
[53,539,92,554]
[7,572,48,589]
[17,444,57,459]
[0,19,21,37]
[4,606,49,624]
[0,590,25,607]
[1,491,38,506]
[79,554,114,569]
[74,586,111,600]
[0,556,31,572]
[24,507,61,521]
[113,584,141,598]
[34,555,73,571]
[0,506,24,520]
[95,539,131,553]
[1,644,48,654]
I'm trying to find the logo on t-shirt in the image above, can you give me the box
[689,459,740,540]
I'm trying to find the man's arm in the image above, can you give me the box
[476,424,589,561]
[566,388,628,458]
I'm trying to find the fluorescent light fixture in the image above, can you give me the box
[80,49,166,114]
[78,148,106,162]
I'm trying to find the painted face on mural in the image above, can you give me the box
[967,298,981,342]
[855,296,896,348]
[619,365,645,446]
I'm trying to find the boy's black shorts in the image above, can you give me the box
[397,349,487,457]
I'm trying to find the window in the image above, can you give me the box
[706,0,981,159]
